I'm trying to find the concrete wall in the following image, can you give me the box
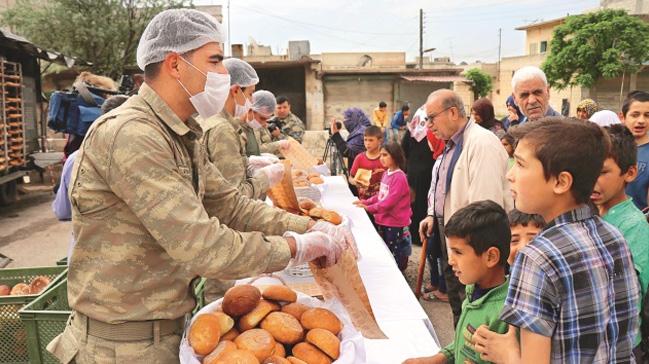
[322,75,394,124]
[601,0,649,13]
[321,52,406,70]
[304,65,324,130]
[523,22,561,56]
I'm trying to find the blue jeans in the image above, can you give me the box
[426,235,447,293]
[377,225,412,271]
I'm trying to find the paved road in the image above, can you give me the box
[0,191,455,349]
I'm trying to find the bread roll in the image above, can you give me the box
[262,356,291,364]
[0,285,10,296]
[293,180,310,188]
[212,312,235,335]
[189,314,221,355]
[261,312,304,344]
[308,176,324,185]
[203,340,237,364]
[321,210,342,225]
[298,198,317,211]
[272,342,286,357]
[307,208,323,218]
[10,283,30,296]
[234,328,277,362]
[212,349,260,364]
[291,342,332,364]
[29,276,51,294]
[223,285,262,317]
[239,300,280,331]
[306,328,340,360]
[300,308,342,335]
[221,327,240,341]
[307,172,321,179]
[286,357,307,364]
[262,285,297,303]
[281,303,309,321]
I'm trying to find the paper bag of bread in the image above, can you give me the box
[267,160,301,214]
[280,137,319,171]
[179,283,366,364]
[352,168,372,188]
[309,251,387,339]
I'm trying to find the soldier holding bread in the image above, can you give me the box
[47,9,354,363]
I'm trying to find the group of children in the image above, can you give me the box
[402,92,649,363]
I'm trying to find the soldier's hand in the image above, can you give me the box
[284,231,342,267]
[279,140,290,150]
[249,155,275,170]
[419,216,435,244]
[309,220,359,260]
[257,163,284,186]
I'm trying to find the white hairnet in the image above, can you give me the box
[223,58,259,87]
[251,90,276,117]
[136,9,225,70]
[589,110,621,127]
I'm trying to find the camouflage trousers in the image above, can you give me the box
[47,312,182,364]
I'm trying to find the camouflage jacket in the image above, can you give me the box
[277,112,305,143]
[68,83,310,323]
[255,127,282,156]
[201,112,269,200]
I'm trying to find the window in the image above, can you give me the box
[540,41,548,53]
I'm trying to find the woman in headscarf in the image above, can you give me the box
[576,98,599,120]
[471,98,504,137]
[330,107,372,173]
[501,95,524,130]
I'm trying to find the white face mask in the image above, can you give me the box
[247,118,262,129]
[234,90,252,119]
[177,57,231,119]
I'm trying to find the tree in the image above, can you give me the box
[2,0,191,80]
[542,9,649,96]
[464,68,493,100]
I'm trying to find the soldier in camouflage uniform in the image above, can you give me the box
[273,95,306,143]
[250,90,289,157]
[47,10,350,363]
[200,58,283,201]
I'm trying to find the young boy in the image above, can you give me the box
[403,200,511,364]
[349,125,385,200]
[502,118,640,362]
[507,209,545,265]
[621,90,649,211]
[591,124,649,357]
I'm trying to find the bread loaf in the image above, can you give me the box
[223,285,262,317]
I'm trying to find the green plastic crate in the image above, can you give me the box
[0,266,67,364]
[55,258,67,266]
[19,279,71,364]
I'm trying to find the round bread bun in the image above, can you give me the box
[29,276,51,294]
[292,169,307,178]
[221,327,240,341]
[223,285,262,317]
[212,349,260,364]
[281,302,309,321]
[262,355,291,364]
[10,283,31,296]
[0,285,11,296]
[306,328,340,360]
[298,198,317,211]
[189,314,221,355]
[260,312,304,344]
[307,172,321,179]
[300,308,342,335]
[262,285,297,303]
[293,180,310,188]
[212,312,235,335]
[307,207,323,218]
[286,357,308,364]
[203,340,237,364]
[234,329,277,362]
[272,342,286,357]
[291,342,332,364]
[321,210,342,225]
[308,176,324,185]
[239,300,280,331]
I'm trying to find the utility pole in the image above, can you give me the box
[227,0,231,57]
[497,28,502,82]
[419,9,423,69]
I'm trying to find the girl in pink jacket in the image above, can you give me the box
[354,143,413,271]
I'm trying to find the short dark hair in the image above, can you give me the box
[605,124,637,174]
[500,132,515,146]
[622,90,649,116]
[508,209,545,229]
[381,142,406,171]
[401,104,410,112]
[444,200,511,266]
[379,101,387,108]
[511,117,610,204]
[276,95,289,105]
[143,49,196,80]
[364,125,383,138]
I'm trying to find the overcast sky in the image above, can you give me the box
[198,0,600,63]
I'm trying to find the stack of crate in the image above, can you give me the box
[0,59,25,172]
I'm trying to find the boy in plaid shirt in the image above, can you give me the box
[479,118,640,363]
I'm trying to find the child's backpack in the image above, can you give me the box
[47,81,107,137]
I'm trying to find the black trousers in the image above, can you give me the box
[436,217,465,327]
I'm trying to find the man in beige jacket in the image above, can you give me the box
[419,89,513,325]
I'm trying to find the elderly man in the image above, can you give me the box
[511,66,560,124]
[201,58,283,200]
[419,89,513,325]
[47,9,352,363]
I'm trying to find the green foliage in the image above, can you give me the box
[2,0,192,79]
[542,9,649,90]
[464,68,493,99]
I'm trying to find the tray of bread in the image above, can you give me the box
[180,282,365,364]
